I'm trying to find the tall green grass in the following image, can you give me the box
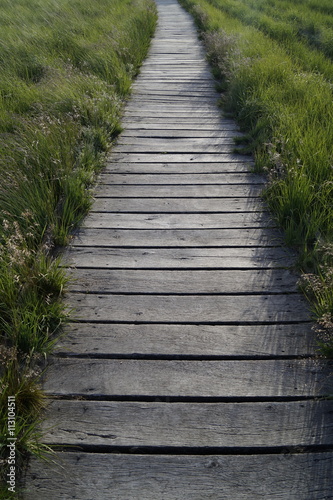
[179,0,333,356]
[0,0,156,496]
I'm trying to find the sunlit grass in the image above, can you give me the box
[0,0,157,494]
[180,0,333,356]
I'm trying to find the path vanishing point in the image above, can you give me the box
[25,0,333,498]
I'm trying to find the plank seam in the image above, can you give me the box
[41,444,333,456]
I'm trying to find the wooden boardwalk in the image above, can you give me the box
[25,0,333,498]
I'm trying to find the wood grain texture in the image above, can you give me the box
[94,184,264,198]
[110,152,253,163]
[91,197,263,213]
[112,144,241,153]
[25,452,333,500]
[55,323,316,357]
[120,129,241,137]
[98,173,264,184]
[122,122,239,130]
[67,293,310,323]
[43,358,330,398]
[65,246,295,269]
[81,212,273,230]
[41,400,333,447]
[67,268,299,294]
[103,162,253,173]
[116,137,238,145]
[69,227,283,247]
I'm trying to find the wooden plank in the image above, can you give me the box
[132,80,213,84]
[131,93,218,99]
[142,64,209,68]
[25,452,333,500]
[125,100,220,107]
[120,130,241,138]
[124,101,221,107]
[124,111,223,118]
[122,123,238,130]
[133,79,213,84]
[66,293,309,323]
[65,247,295,269]
[122,118,228,125]
[127,94,218,100]
[137,74,213,79]
[131,90,218,96]
[81,213,273,230]
[40,400,333,447]
[142,61,208,65]
[94,185,263,198]
[116,137,237,146]
[56,323,316,357]
[43,359,329,398]
[125,101,219,108]
[70,228,283,248]
[66,268,299,294]
[112,144,237,153]
[109,153,251,163]
[90,197,263,213]
[98,174,263,184]
[103,162,253,173]
[137,70,212,74]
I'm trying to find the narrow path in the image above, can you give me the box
[25,0,332,498]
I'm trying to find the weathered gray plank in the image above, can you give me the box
[70,228,282,248]
[81,212,272,229]
[65,247,294,269]
[122,118,229,126]
[131,90,218,97]
[25,452,333,500]
[126,98,219,105]
[124,112,222,119]
[120,129,241,138]
[109,153,251,162]
[40,400,333,447]
[112,144,238,153]
[130,82,214,87]
[98,173,263,184]
[124,104,221,111]
[124,111,222,119]
[122,123,237,130]
[137,71,212,76]
[103,162,253,173]
[136,76,216,81]
[116,137,237,146]
[130,86,216,91]
[55,323,316,357]
[94,184,263,198]
[67,268,299,294]
[142,60,208,65]
[43,359,329,398]
[67,293,309,323]
[91,197,263,213]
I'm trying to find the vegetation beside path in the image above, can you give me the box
[0,0,157,496]
[179,0,333,357]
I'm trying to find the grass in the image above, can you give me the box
[0,0,157,496]
[179,0,333,356]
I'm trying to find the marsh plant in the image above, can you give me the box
[0,0,157,495]
[180,0,333,356]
